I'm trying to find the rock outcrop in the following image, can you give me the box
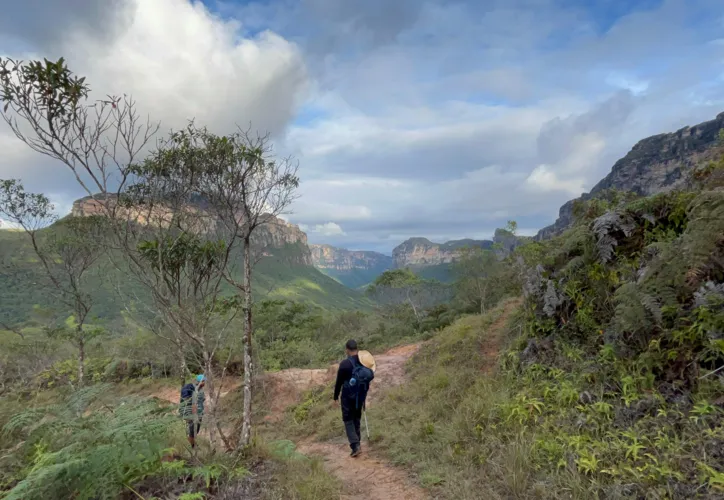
[309,244,392,272]
[392,237,493,268]
[308,244,392,288]
[536,112,724,239]
[70,195,312,265]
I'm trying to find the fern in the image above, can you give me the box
[2,384,175,500]
[592,210,636,263]
[694,281,724,308]
[681,190,724,287]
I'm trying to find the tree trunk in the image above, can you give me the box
[178,345,187,388]
[240,236,253,447]
[203,355,218,449]
[77,334,85,387]
[406,288,419,321]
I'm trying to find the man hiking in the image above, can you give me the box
[179,374,206,448]
[334,339,375,457]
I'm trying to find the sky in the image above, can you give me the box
[1,0,723,253]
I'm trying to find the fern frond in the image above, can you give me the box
[592,210,637,263]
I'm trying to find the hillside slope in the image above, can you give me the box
[0,227,368,325]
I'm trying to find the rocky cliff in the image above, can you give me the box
[536,111,724,239]
[309,244,392,271]
[71,195,313,265]
[392,237,494,268]
[308,244,392,288]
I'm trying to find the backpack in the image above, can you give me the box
[344,356,375,409]
[179,383,195,419]
[180,383,195,400]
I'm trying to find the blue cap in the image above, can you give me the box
[196,374,205,383]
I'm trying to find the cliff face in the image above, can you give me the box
[536,111,724,239]
[308,244,392,288]
[309,244,392,271]
[70,196,312,265]
[392,237,493,268]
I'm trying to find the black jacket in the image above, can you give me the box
[333,355,359,401]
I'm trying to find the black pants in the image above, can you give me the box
[341,396,362,450]
[186,419,202,438]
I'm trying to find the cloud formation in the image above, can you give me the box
[1,0,724,254]
[0,0,307,199]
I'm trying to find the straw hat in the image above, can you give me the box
[358,350,376,372]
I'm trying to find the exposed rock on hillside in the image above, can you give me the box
[71,195,312,265]
[536,111,724,239]
[308,244,392,288]
[392,237,493,268]
[309,244,392,271]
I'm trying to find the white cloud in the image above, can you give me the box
[62,0,307,136]
[605,72,650,95]
[525,165,586,195]
[300,222,346,236]
[0,218,22,230]
[0,0,308,199]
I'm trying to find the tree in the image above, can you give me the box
[0,180,107,386]
[189,127,299,447]
[0,58,299,448]
[453,247,502,314]
[366,268,451,321]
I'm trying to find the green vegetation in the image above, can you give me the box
[281,160,724,498]
[0,229,367,326]
[0,384,340,499]
[1,54,723,499]
[316,265,390,289]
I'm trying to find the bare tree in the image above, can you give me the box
[194,127,299,447]
[0,58,299,449]
[0,180,106,386]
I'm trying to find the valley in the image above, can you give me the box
[1,48,723,500]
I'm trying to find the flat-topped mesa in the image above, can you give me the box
[536,111,724,240]
[70,195,312,265]
[392,237,493,268]
[309,244,393,271]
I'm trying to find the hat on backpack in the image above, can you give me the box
[358,350,376,372]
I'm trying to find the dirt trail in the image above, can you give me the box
[480,298,522,374]
[147,302,517,499]
[296,343,427,500]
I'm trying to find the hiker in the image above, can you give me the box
[179,374,206,448]
[333,339,375,457]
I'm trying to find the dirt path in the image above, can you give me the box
[480,298,522,374]
[147,305,517,499]
[296,343,428,500]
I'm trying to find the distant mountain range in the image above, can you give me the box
[310,111,724,287]
[310,229,522,287]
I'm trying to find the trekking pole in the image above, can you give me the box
[363,409,370,440]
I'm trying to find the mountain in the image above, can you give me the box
[392,237,494,268]
[390,237,494,282]
[0,199,369,324]
[536,111,724,239]
[309,244,392,288]
[71,195,314,266]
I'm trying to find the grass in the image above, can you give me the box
[274,294,724,499]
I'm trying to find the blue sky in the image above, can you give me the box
[1,0,723,252]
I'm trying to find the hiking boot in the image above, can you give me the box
[350,445,361,457]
